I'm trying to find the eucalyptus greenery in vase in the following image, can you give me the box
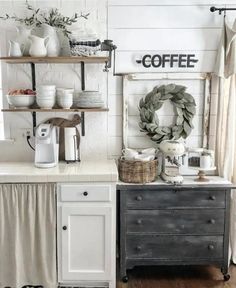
[0,0,89,56]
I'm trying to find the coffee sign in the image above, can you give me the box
[136,54,199,68]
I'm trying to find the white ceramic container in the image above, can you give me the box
[29,35,49,57]
[42,24,61,57]
[16,26,32,56]
[36,98,55,109]
[7,95,35,108]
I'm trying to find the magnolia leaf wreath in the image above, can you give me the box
[139,84,196,144]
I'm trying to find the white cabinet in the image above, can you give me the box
[57,183,116,288]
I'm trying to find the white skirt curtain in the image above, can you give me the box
[0,183,57,288]
[213,17,236,263]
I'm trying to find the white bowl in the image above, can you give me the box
[56,88,74,97]
[37,91,56,97]
[37,95,56,100]
[37,85,56,91]
[57,97,73,109]
[7,95,35,108]
[36,98,55,109]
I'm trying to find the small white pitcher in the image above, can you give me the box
[29,35,50,57]
[8,40,23,57]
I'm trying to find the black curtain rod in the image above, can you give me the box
[210,6,236,15]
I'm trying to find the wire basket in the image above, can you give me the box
[118,158,158,183]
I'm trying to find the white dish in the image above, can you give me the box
[7,95,35,108]
[37,85,56,91]
[37,91,56,97]
[36,98,55,109]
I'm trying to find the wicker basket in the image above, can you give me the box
[118,158,158,183]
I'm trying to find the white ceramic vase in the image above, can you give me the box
[42,24,61,57]
[16,26,31,56]
[29,35,49,57]
[8,40,23,57]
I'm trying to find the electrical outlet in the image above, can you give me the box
[21,128,32,139]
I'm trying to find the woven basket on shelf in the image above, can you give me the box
[118,158,158,183]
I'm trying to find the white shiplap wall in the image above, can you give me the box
[107,0,236,158]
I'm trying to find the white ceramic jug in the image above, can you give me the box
[29,35,49,57]
[16,26,31,56]
[8,40,23,57]
[42,24,61,57]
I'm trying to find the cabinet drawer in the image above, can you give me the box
[126,235,223,260]
[59,184,111,202]
[126,209,225,234]
[125,189,226,209]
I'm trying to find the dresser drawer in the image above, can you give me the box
[126,235,223,260]
[59,184,111,202]
[126,209,225,234]
[125,189,226,209]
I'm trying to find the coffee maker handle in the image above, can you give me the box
[73,135,79,161]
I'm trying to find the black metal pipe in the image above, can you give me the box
[81,61,85,91]
[32,111,36,137]
[210,6,236,14]
[30,63,36,91]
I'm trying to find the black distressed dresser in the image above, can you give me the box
[117,180,234,282]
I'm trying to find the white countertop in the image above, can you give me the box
[0,161,232,186]
[0,160,118,183]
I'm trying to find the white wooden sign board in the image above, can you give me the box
[122,72,211,151]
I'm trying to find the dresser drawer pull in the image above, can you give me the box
[136,219,142,225]
[136,246,142,251]
[208,219,216,224]
[209,195,216,201]
[62,226,67,230]
[208,244,215,250]
[136,196,143,201]
[83,191,88,196]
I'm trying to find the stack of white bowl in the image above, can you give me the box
[36,85,56,109]
[75,91,104,108]
[56,88,74,109]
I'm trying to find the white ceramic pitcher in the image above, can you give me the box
[42,24,61,56]
[29,35,49,57]
[8,40,23,57]
[16,26,31,56]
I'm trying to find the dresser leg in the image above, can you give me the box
[221,267,230,281]
[122,275,129,283]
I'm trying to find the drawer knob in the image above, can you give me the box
[209,195,216,200]
[136,246,142,251]
[83,191,88,196]
[62,226,67,230]
[136,196,143,201]
[208,244,215,250]
[209,219,216,224]
[136,219,142,225]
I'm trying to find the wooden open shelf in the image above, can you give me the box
[0,56,109,64]
[2,108,109,112]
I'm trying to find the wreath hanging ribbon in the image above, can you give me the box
[139,84,196,144]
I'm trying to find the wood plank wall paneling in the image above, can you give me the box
[107,0,236,157]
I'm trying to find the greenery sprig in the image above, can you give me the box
[0,0,89,37]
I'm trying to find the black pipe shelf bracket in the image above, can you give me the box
[32,111,37,136]
[210,6,236,15]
